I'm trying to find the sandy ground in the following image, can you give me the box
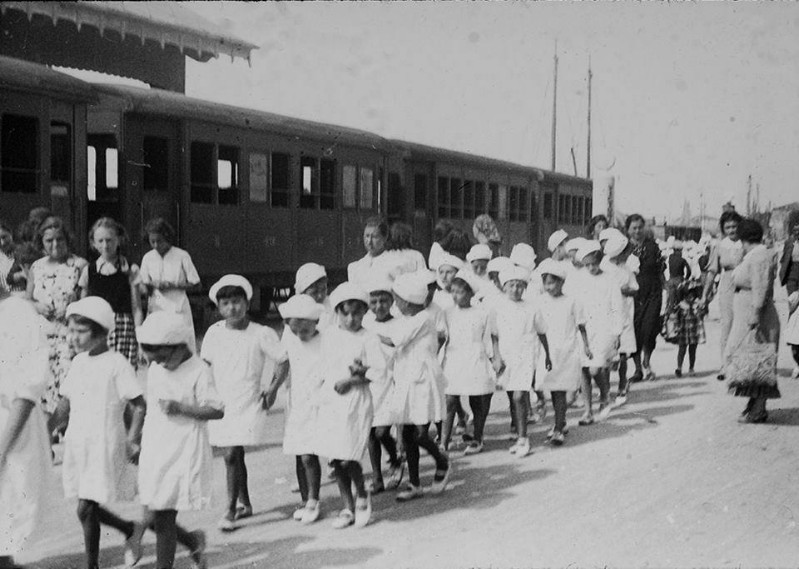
[19,295,799,569]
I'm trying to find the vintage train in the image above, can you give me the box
[0,55,593,311]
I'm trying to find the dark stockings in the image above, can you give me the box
[295,454,321,503]
[402,423,449,487]
[77,499,134,569]
[368,426,400,487]
[143,509,201,569]
[223,446,251,518]
[677,344,697,371]
[332,460,367,512]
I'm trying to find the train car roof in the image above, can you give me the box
[0,55,97,102]
[91,83,387,151]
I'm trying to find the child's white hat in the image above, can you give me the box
[294,263,327,294]
[137,312,192,346]
[466,244,492,263]
[452,269,482,295]
[393,273,428,305]
[510,243,537,271]
[547,229,569,253]
[278,294,323,321]
[208,274,253,305]
[565,237,587,252]
[365,274,394,295]
[486,256,513,275]
[499,265,531,287]
[537,258,567,281]
[576,240,602,262]
[603,234,629,259]
[435,253,464,272]
[329,282,369,309]
[416,269,438,285]
[66,296,115,332]
[598,227,624,243]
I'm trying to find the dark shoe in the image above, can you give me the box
[738,411,768,424]
[675,369,682,378]
[716,373,726,381]
[630,371,644,383]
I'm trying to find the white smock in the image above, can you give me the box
[281,328,325,456]
[494,296,546,392]
[601,258,639,355]
[139,246,200,347]
[0,296,50,557]
[362,314,399,427]
[432,288,454,311]
[572,271,624,368]
[202,321,286,447]
[389,309,446,425]
[441,304,496,396]
[347,252,402,291]
[536,293,585,392]
[138,356,223,511]
[61,350,142,503]
[315,327,382,461]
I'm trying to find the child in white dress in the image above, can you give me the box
[432,253,463,311]
[535,259,592,445]
[0,288,49,569]
[315,283,385,529]
[381,273,451,502]
[295,262,335,330]
[266,294,326,524]
[135,312,224,569]
[494,266,551,457]
[573,242,624,425]
[203,275,288,532]
[56,297,146,569]
[441,270,503,455]
[362,277,404,494]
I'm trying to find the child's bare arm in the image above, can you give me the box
[490,334,505,376]
[537,333,553,370]
[263,360,290,410]
[126,396,146,463]
[578,324,593,359]
[159,399,223,421]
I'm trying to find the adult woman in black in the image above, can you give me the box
[626,214,665,381]
[778,218,799,296]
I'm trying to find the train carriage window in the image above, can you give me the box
[190,142,214,204]
[543,192,553,220]
[50,122,71,184]
[497,184,508,220]
[563,195,571,225]
[320,159,336,210]
[437,176,449,218]
[271,152,291,208]
[577,196,584,226]
[300,156,318,209]
[518,187,528,222]
[463,180,475,219]
[529,192,537,223]
[218,145,239,205]
[414,174,427,211]
[1,114,38,193]
[475,181,486,215]
[571,195,579,225]
[557,195,565,224]
[249,152,268,203]
[143,137,169,192]
[585,198,592,224]
[508,186,519,222]
[488,183,498,219]
[359,167,374,210]
[343,164,357,208]
[450,178,462,219]
[87,135,118,202]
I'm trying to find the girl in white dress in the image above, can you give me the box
[295,262,335,330]
[535,259,592,445]
[573,242,624,426]
[382,273,451,502]
[432,253,463,311]
[315,283,385,529]
[362,278,404,494]
[203,275,288,532]
[56,297,146,569]
[265,294,326,525]
[0,287,49,569]
[135,312,224,569]
[441,270,503,455]
[139,218,201,350]
[494,266,551,457]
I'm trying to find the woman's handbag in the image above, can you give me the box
[726,331,778,388]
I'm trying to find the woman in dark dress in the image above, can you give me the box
[626,214,665,381]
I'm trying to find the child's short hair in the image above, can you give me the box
[37,216,73,249]
[336,299,368,314]
[143,217,176,243]
[89,217,127,249]
[67,314,109,337]
[450,277,474,296]
[215,285,248,303]
[139,342,186,352]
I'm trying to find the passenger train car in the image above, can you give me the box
[0,56,593,312]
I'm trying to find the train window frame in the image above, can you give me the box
[87,134,118,203]
[248,152,268,203]
[518,186,528,222]
[557,194,565,224]
[413,173,428,212]
[217,145,239,206]
[320,158,336,210]
[190,141,215,204]
[497,184,508,221]
[343,164,357,209]
[508,186,519,222]
[571,195,579,225]
[299,156,319,210]
[359,166,374,210]
[449,177,462,219]
[585,197,592,224]
[437,176,449,218]
[50,122,71,186]
[475,181,486,215]
[1,113,39,194]
[143,136,170,193]
[463,180,475,219]
[488,183,498,219]
[270,152,291,208]
[543,192,553,220]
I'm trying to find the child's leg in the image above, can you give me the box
[77,499,102,568]
[792,345,799,366]
[596,369,610,405]
[551,391,567,432]
[468,394,493,443]
[677,344,687,371]
[454,397,468,425]
[442,395,459,449]
[401,424,421,487]
[332,460,355,512]
[295,455,309,502]
[688,344,697,371]
[511,391,528,438]
[581,368,593,416]
[376,426,400,465]
[236,449,252,511]
[152,509,178,569]
[506,391,517,433]
[367,427,383,488]
[346,460,368,499]
[412,423,449,471]
[618,354,629,395]
[301,455,321,502]
[222,446,242,519]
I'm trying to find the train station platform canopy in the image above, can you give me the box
[0,2,257,91]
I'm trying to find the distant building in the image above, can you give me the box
[770,202,799,241]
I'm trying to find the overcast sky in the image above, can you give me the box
[184,1,799,221]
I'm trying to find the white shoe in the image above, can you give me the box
[217,515,236,532]
[430,463,452,495]
[293,506,306,521]
[124,522,146,567]
[396,484,423,502]
[300,501,321,524]
[386,462,405,490]
[331,509,354,529]
[353,494,372,528]
[515,438,531,458]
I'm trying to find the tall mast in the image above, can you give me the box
[551,40,558,172]
[587,56,592,179]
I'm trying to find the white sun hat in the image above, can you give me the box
[466,244,492,263]
[294,263,327,294]
[603,234,629,259]
[136,311,193,346]
[208,274,253,305]
[547,229,569,253]
[510,243,537,271]
[499,265,531,287]
[278,294,324,321]
[536,258,567,281]
[393,272,429,305]
[66,296,115,332]
[576,240,602,263]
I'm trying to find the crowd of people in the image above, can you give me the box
[0,206,797,569]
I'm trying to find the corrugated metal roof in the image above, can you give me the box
[92,83,387,151]
[0,54,96,102]
[0,1,257,63]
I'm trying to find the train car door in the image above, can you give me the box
[125,115,180,262]
[410,161,434,255]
